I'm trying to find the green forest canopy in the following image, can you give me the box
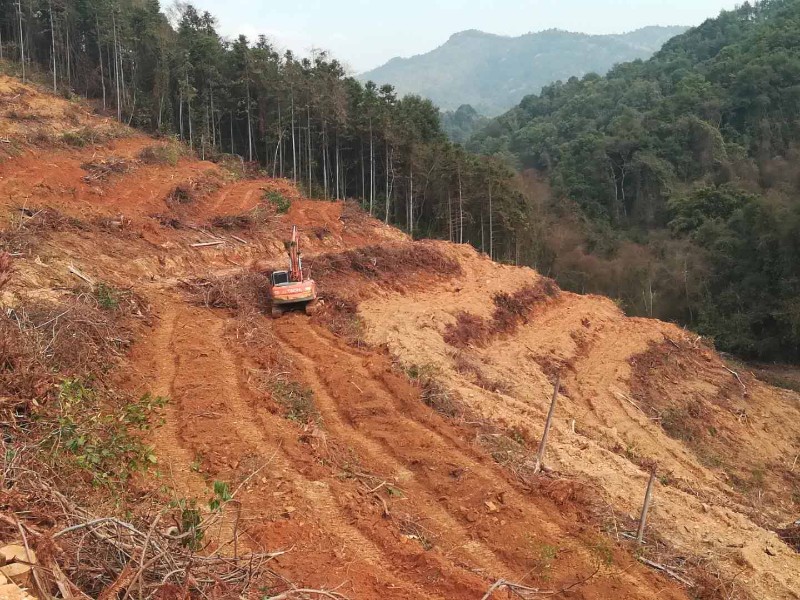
[470,0,800,361]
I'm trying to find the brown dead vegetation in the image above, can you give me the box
[315,293,364,345]
[0,207,87,253]
[311,242,462,293]
[629,337,800,528]
[166,174,223,206]
[81,156,137,182]
[183,271,271,313]
[210,205,270,230]
[444,278,560,348]
[302,243,462,346]
[0,251,11,290]
[4,288,145,379]
[778,522,800,552]
[339,199,371,226]
[0,316,48,401]
[451,350,511,393]
[0,469,283,600]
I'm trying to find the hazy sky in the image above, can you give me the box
[184,0,744,73]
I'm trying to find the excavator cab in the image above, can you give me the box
[268,226,319,317]
[271,271,290,287]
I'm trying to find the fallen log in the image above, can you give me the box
[67,265,95,286]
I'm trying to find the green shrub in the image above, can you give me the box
[61,127,97,147]
[54,379,168,488]
[138,144,180,166]
[93,283,120,310]
[270,379,317,422]
[264,190,291,214]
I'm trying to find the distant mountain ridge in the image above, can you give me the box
[359,25,688,116]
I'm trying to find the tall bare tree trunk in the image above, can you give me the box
[322,120,328,199]
[290,93,297,182]
[65,14,71,88]
[306,105,312,197]
[360,139,365,203]
[297,123,303,188]
[117,25,124,113]
[369,118,374,215]
[49,0,57,91]
[335,133,340,200]
[385,142,390,221]
[178,87,183,140]
[385,147,394,224]
[17,0,25,81]
[204,101,209,155]
[458,166,464,244]
[277,101,283,177]
[481,211,485,253]
[229,110,234,155]
[409,164,414,238]
[112,9,120,120]
[447,191,453,242]
[95,15,106,110]
[209,85,216,150]
[246,82,253,162]
[488,177,494,260]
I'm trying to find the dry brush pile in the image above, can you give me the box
[444,277,560,348]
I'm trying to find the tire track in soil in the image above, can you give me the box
[273,315,691,600]
[273,318,520,577]
[148,301,209,499]
[272,317,600,582]
[150,302,461,599]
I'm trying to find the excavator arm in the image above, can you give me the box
[288,224,303,283]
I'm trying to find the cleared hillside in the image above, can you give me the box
[0,75,797,600]
[359,26,687,116]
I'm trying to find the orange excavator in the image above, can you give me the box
[269,225,318,317]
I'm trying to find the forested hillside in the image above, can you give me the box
[0,0,527,260]
[440,104,489,144]
[359,26,687,116]
[470,0,800,360]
